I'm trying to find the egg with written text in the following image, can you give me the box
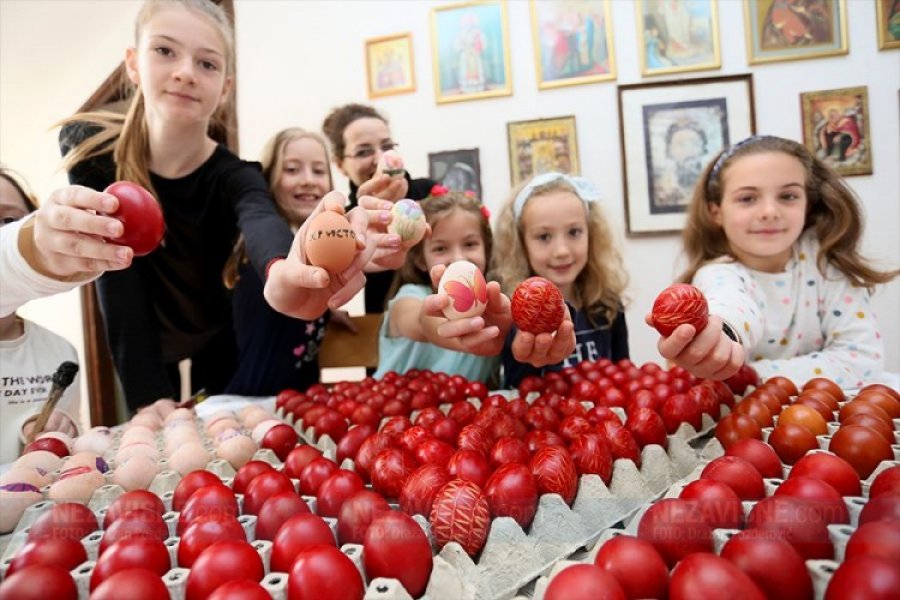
[305,211,357,273]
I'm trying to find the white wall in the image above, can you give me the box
[2,0,898,410]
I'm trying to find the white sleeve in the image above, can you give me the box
[751,271,885,389]
[0,215,95,317]
[692,261,765,351]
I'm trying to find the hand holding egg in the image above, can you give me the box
[378,149,405,178]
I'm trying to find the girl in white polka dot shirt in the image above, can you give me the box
[653,135,898,389]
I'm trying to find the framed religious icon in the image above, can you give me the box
[636,0,721,76]
[365,33,416,99]
[431,1,512,103]
[876,0,900,50]
[428,148,482,198]
[744,0,848,64]
[529,0,616,89]
[618,74,756,236]
[801,86,872,176]
[507,116,580,187]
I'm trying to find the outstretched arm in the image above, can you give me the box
[264,192,389,319]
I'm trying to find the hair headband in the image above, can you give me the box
[513,172,602,219]
[708,134,776,185]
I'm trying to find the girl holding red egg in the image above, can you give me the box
[492,173,630,388]
[57,0,397,412]
[656,135,898,388]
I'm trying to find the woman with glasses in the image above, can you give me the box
[323,103,437,314]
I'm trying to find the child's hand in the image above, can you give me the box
[22,409,77,440]
[511,308,576,368]
[358,173,408,202]
[265,192,374,319]
[422,264,511,356]
[29,185,133,277]
[647,313,744,380]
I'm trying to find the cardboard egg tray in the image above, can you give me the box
[521,451,894,600]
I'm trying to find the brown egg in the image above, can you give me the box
[305,210,357,273]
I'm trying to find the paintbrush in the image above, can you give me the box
[26,361,79,443]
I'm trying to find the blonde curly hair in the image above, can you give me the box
[492,176,629,324]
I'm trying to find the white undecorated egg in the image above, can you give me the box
[438,260,488,320]
[216,434,257,469]
[167,442,211,476]
[73,430,113,455]
[113,455,160,491]
[251,419,282,444]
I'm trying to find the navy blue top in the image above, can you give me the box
[501,303,630,388]
[225,258,327,395]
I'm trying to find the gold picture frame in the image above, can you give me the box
[507,116,580,187]
[365,33,416,99]
[529,0,616,90]
[636,0,721,77]
[801,86,873,177]
[430,1,512,104]
[744,0,848,65]
[876,0,900,50]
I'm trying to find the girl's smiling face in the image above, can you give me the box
[711,151,808,272]
[519,190,588,300]
[419,208,487,277]
[274,137,331,226]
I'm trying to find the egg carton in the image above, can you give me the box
[522,525,849,600]
[701,437,900,498]
[355,437,701,600]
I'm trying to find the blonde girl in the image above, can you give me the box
[59,0,385,412]
[493,172,630,387]
[658,135,898,387]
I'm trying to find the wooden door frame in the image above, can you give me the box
[79,0,238,425]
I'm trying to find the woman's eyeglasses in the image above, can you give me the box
[344,142,399,161]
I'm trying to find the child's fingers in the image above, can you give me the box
[436,316,486,339]
[327,271,367,310]
[422,293,449,318]
[429,264,447,288]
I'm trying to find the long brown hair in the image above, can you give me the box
[223,128,332,289]
[0,166,39,212]
[387,191,493,301]
[492,177,629,324]
[59,0,235,197]
[680,135,898,291]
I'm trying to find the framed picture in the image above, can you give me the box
[744,0,848,64]
[876,0,900,50]
[636,0,721,76]
[529,0,616,89]
[428,148,483,198]
[507,116,580,187]
[365,33,416,99]
[801,86,872,177]
[618,74,755,236]
[430,1,512,103]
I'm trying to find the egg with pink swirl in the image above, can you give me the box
[438,260,488,320]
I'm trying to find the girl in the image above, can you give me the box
[59,0,390,412]
[0,168,82,462]
[493,172,630,388]
[322,103,437,315]
[658,135,898,388]
[375,187,498,382]
[224,128,338,395]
